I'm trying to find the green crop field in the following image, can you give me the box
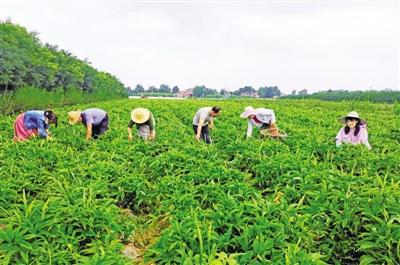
[0,99,399,265]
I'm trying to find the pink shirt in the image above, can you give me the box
[336,125,371,149]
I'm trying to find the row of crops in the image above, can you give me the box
[0,99,399,264]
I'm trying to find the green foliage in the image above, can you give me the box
[13,86,64,110]
[193,85,219,98]
[172,86,180,94]
[129,92,175,97]
[283,89,400,103]
[129,84,180,96]
[0,91,14,114]
[0,99,399,264]
[258,86,281,98]
[232,86,256,96]
[0,20,127,113]
[394,102,400,116]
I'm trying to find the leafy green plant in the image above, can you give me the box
[0,99,399,264]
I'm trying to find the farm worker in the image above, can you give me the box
[336,111,371,149]
[193,106,221,144]
[128,108,155,140]
[240,106,281,138]
[13,110,58,142]
[68,108,109,140]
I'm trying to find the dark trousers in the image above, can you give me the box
[92,114,109,139]
[193,124,211,144]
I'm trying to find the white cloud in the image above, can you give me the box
[1,2,398,92]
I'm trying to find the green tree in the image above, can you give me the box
[192,85,219,98]
[258,86,281,98]
[172,85,180,94]
[0,19,128,112]
[220,89,229,96]
[298,89,308,95]
[148,86,158,93]
[133,84,145,93]
[159,84,171,93]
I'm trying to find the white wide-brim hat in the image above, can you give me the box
[339,111,366,125]
[240,106,255,118]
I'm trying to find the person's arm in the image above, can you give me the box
[86,123,92,140]
[148,114,156,140]
[45,121,51,137]
[84,113,94,140]
[336,128,343,147]
[196,118,205,141]
[127,127,133,140]
[209,117,214,130]
[246,120,253,138]
[37,120,48,138]
[359,127,372,150]
[45,129,52,139]
[270,111,276,124]
[127,120,134,140]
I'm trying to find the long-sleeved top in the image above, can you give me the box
[81,108,107,126]
[336,125,371,149]
[128,112,155,131]
[23,110,49,138]
[246,108,276,138]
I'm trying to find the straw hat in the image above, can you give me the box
[131,108,150,124]
[68,110,82,125]
[339,111,366,125]
[240,106,255,118]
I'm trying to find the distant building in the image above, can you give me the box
[178,88,193,98]
[240,92,258,97]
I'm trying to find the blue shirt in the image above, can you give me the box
[81,108,107,126]
[24,111,49,138]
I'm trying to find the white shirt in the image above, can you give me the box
[246,108,276,138]
[193,107,213,126]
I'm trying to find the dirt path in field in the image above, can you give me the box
[120,208,169,264]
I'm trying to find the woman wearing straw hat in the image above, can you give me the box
[13,110,58,142]
[336,111,371,149]
[240,106,283,139]
[68,108,109,140]
[128,108,155,140]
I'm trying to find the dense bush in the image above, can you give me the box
[282,90,400,103]
[0,20,127,113]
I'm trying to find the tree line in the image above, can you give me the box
[282,89,400,103]
[129,84,180,94]
[129,84,282,98]
[0,20,127,113]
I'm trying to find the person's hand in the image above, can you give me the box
[128,135,133,141]
[46,135,53,141]
[148,133,155,140]
[195,134,201,141]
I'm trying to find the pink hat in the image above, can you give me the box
[240,106,255,118]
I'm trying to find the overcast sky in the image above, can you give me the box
[1,0,399,93]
